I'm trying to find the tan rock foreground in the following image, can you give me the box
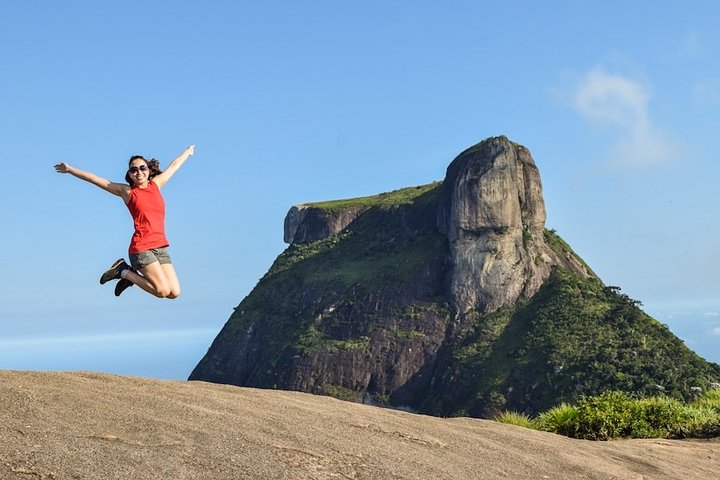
[0,371,718,479]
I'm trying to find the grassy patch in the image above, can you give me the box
[495,411,535,429]
[325,384,357,401]
[297,328,370,355]
[394,328,427,341]
[544,228,593,273]
[307,182,441,212]
[533,403,579,437]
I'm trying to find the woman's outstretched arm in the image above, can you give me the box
[153,145,194,188]
[54,163,129,198]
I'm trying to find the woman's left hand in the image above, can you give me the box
[54,162,71,173]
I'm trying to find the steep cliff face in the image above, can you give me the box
[438,136,590,315]
[284,204,367,244]
[191,136,720,417]
[192,183,449,408]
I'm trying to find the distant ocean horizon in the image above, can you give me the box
[644,301,720,368]
[0,328,217,380]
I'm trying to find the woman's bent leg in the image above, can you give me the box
[124,262,173,298]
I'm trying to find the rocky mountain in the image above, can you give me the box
[190,136,720,417]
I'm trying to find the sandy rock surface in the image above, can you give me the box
[0,371,718,479]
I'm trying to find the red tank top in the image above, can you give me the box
[126,180,169,254]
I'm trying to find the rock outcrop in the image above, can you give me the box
[438,136,590,315]
[191,136,720,418]
[284,204,367,244]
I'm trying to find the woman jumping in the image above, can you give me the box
[54,145,195,298]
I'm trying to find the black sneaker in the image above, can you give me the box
[100,258,129,284]
[114,278,133,297]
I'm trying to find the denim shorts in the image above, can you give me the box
[129,246,172,270]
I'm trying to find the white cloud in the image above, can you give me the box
[713,327,720,336]
[568,68,680,166]
[572,70,649,127]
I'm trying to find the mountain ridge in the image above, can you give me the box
[191,136,720,417]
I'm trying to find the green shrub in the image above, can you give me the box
[693,389,720,413]
[325,384,356,401]
[670,405,720,438]
[534,403,580,437]
[533,391,719,440]
[630,396,686,438]
[572,391,691,439]
[495,390,720,440]
[573,391,636,439]
[495,411,536,430]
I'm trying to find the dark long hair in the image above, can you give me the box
[125,155,163,185]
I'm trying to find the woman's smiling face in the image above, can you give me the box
[128,158,149,186]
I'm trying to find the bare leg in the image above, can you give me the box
[160,263,181,298]
[123,262,180,299]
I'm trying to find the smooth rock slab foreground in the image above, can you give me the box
[1,370,718,480]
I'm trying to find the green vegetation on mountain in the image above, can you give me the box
[195,182,449,389]
[268,183,445,287]
[305,182,442,212]
[543,228,594,273]
[424,267,720,417]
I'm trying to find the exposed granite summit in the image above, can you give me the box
[284,204,367,244]
[437,136,591,314]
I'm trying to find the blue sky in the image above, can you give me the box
[2,1,719,379]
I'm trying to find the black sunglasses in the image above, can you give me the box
[128,165,148,174]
